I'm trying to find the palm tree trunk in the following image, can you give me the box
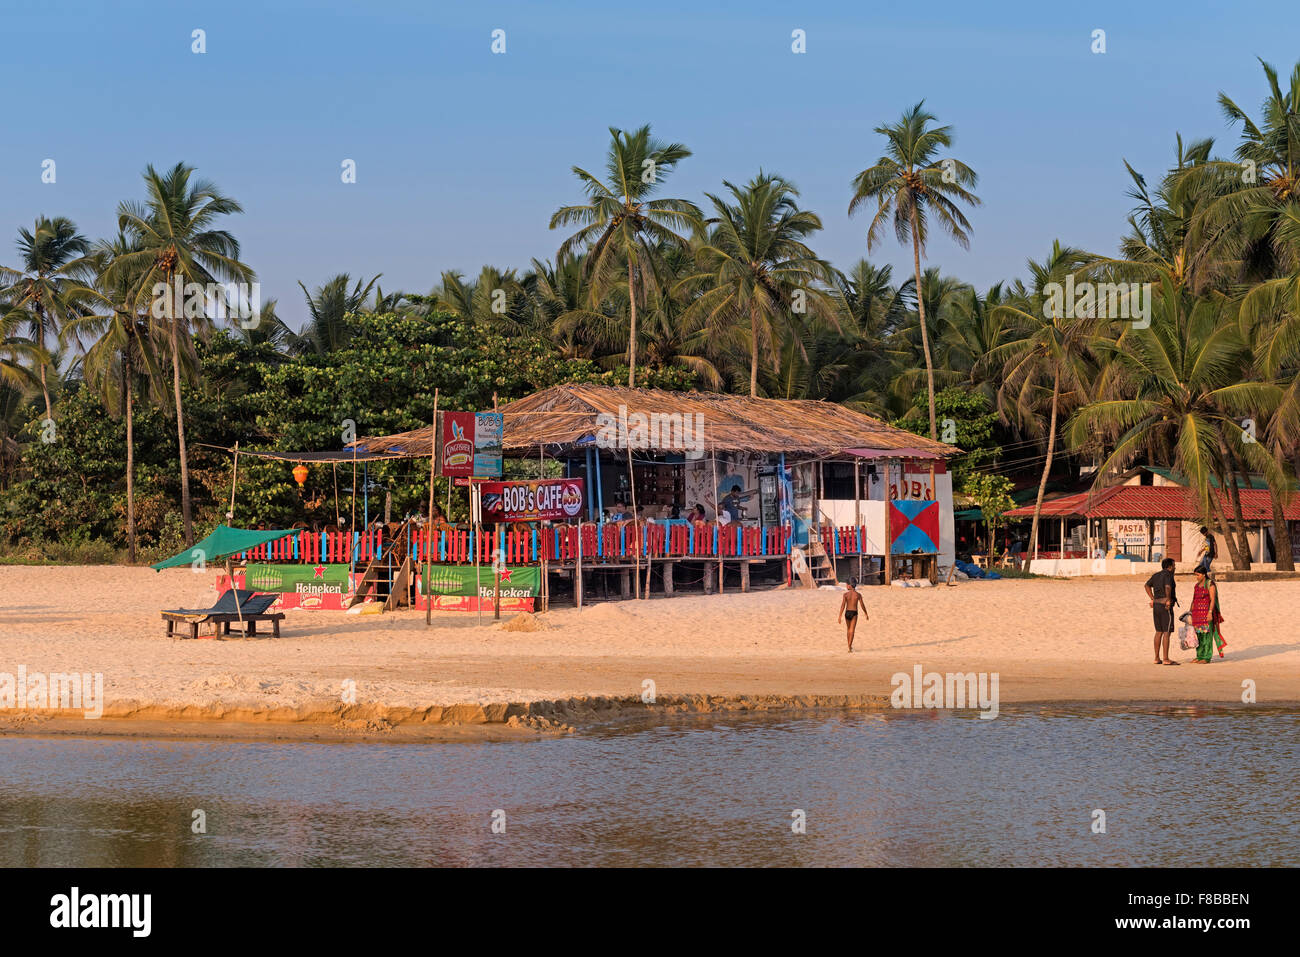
[1208,484,1245,569]
[39,362,52,422]
[124,345,137,564]
[910,211,937,441]
[1216,438,1251,567]
[1269,484,1293,570]
[170,297,193,545]
[1027,369,1060,559]
[626,258,638,388]
[34,303,53,420]
[750,302,760,397]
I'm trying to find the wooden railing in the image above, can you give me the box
[240,523,880,565]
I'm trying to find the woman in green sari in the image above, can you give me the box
[1189,568,1225,663]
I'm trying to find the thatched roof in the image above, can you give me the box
[356,384,958,459]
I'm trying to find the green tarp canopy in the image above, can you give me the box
[150,525,301,571]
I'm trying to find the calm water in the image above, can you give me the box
[1,707,1296,867]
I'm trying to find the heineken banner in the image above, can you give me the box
[244,563,354,610]
[420,564,540,612]
[478,478,584,523]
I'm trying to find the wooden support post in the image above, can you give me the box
[710,443,723,594]
[854,459,862,583]
[662,561,674,596]
[425,390,439,626]
[704,561,716,594]
[884,460,893,585]
[740,561,750,593]
[620,569,631,599]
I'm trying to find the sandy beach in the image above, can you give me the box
[1,565,1297,739]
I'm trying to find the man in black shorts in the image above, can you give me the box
[1144,557,1178,665]
[838,578,867,652]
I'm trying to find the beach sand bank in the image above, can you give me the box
[2,565,1297,740]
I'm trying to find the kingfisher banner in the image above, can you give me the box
[438,411,477,477]
[478,478,585,523]
[420,565,539,612]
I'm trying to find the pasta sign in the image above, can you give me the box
[479,478,585,523]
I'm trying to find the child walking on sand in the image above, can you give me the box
[838,578,867,652]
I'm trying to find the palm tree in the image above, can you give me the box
[888,267,969,416]
[0,303,44,484]
[292,273,380,354]
[75,233,161,562]
[849,102,981,440]
[431,267,533,336]
[107,162,254,545]
[1069,280,1283,569]
[676,172,838,396]
[988,242,1097,558]
[832,262,914,413]
[529,255,610,360]
[550,125,701,386]
[239,297,297,351]
[0,217,99,419]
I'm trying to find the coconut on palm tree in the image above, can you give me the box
[849,102,981,440]
[550,125,701,386]
[106,162,254,545]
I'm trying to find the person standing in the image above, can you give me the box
[837,578,867,652]
[1144,557,1178,665]
[1195,526,1217,573]
[1190,568,1226,663]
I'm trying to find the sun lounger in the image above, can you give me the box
[161,589,284,639]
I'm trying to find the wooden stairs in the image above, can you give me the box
[348,519,417,611]
[807,539,838,587]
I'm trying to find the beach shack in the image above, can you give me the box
[350,384,959,605]
[1002,479,1300,575]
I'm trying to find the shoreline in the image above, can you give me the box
[1,677,1289,744]
[4,565,1299,743]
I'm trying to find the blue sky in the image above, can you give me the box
[5,0,1299,330]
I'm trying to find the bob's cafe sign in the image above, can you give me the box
[476,478,585,523]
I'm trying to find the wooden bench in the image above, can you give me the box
[162,590,283,639]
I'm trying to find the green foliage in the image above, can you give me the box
[960,471,1016,552]
[0,310,696,548]
[894,387,1000,479]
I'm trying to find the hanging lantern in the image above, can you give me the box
[292,463,309,487]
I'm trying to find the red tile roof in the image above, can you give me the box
[1003,485,1300,521]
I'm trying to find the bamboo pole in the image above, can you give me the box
[884,460,893,585]
[227,441,239,522]
[627,444,640,599]
[855,459,862,582]
[711,443,723,594]
[350,445,357,579]
[425,389,439,626]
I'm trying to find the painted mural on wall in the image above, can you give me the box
[684,452,768,522]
